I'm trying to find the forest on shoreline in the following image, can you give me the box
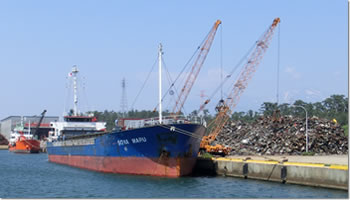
[88,94,348,133]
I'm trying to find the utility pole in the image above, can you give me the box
[293,105,309,153]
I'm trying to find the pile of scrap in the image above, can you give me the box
[213,116,348,155]
[0,134,8,145]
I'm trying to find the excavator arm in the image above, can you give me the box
[33,110,47,138]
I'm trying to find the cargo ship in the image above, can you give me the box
[47,116,205,177]
[47,61,206,177]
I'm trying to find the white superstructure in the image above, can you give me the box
[49,116,106,141]
[9,126,34,145]
[48,66,106,141]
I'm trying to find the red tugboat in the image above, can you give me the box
[8,134,41,153]
[9,110,47,153]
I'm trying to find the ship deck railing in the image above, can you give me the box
[143,115,202,125]
[52,115,205,142]
[121,114,205,129]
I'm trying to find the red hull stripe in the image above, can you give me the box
[49,155,197,177]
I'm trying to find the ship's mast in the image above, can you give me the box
[71,65,79,116]
[28,120,31,135]
[158,43,163,124]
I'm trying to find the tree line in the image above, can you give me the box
[88,94,348,131]
[233,94,348,125]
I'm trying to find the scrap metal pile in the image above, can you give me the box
[213,116,348,155]
[0,134,8,145]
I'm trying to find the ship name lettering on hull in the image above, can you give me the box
[117,137,147,146]
[131,137,147,144]
[117,139,129,146]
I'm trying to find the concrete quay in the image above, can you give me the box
[194,155,348,190]
[0,145,8,150]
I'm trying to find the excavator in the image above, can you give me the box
[199,99,231,156]
[199,18,281,156]
[33,110,47,140]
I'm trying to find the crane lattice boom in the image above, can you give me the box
[203,18,281,148]
[172,20,221,115]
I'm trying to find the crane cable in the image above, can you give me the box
[276,24,281,105]
[207,18,281,134]
[132,23,219,114]
[161,58,183,114]
[152,26,214,114]
[154,58,189,116]
[197,23,272,114]
[220,24,223,100]
[198,41,257,113]
[130,56,158,110]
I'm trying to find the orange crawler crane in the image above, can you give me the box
[200,18,281,156]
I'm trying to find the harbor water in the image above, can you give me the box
[0,150,347,198]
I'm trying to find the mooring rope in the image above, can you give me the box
[158,124,202,140]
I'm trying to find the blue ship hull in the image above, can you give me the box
[47,123,206,177]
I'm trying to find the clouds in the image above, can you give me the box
[305,89,321,96]
[305,89,324,101]
[281,88,324,105]
[285,66,301,80]
[283,90,299,104]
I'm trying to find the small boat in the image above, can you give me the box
[9,110,47,153]
[9,127,40,153]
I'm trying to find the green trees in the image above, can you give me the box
[231,110,259,122]
[259,102,278,116]
[257,94,348,125]
[89,109,172,131]
[88,94,348,131]
[322,95,348,125]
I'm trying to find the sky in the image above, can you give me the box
[0,0,347,119]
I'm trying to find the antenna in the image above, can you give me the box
[120,78,128,117]
[71,65,79,116]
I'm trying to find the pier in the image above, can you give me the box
[0,145,8,150]
[194,155,348,190]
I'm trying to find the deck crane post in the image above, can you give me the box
[172,20,221,116]
[200,18,281,155]
[33,109,47,139]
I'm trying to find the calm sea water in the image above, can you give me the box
[0,150,347,198]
